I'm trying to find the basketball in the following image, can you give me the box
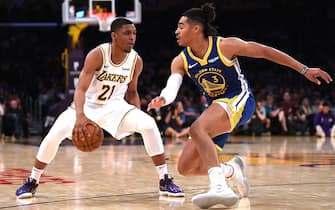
[73,122,104,152]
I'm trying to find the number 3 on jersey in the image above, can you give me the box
[98,85,115,101]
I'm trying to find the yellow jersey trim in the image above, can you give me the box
[129,54,138,80]
[108,43,129,67]
[186,36,213,66]
[214,95,246,131]
[215,144,223,152]
[180,52,190,77]
[98,46,105,71]
[216,37,234,67]
[116,107,137,133]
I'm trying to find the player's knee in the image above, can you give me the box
[189,122,202,139]
[137,114,157,131]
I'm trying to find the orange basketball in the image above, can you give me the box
[73,123,104,152]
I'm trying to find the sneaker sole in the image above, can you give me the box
[168,192,185,197]
[192,192,239,209]
[159,191,185,197]
[16,192,33,199]
[159,191,168,196]
[234,156,250,197]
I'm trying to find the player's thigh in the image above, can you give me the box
[47,107,76,140]
[190,103,231,138]
[93,100,136,138]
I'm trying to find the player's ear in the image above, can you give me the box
[111,31,117,40]
[193,24,201,33]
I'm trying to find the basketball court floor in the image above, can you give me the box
[1,135,335,209]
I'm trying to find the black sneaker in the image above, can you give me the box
[16,177,39,199]
[159,174,185,197]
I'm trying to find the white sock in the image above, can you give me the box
[30,167,44,183]
[208,167,228,189]
[156,164,168,179]
[220,163,234,178]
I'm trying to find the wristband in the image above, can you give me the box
[300,66,309,75]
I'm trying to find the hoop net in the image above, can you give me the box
[94,12,115,32]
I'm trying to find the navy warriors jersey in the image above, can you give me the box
[180,36,255,137]
[180,36,250,104]
[85,43,138,105]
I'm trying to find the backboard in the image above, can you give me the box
[62,0,141,25]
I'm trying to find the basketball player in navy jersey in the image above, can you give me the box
[148,3,332,209]
[16,18,184,199]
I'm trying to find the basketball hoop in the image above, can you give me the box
[95,12,115,32]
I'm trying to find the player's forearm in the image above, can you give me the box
[126,91,141,109]
[159,73,183,106]
[74,89,86,116]
[263,46,306,72]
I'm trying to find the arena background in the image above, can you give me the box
[0,0,334,136]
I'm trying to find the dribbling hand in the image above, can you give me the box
[72,114,94,143]
[147,96,166,111]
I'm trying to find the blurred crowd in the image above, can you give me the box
[1,0,335,139]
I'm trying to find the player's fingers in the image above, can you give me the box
[321,71,333,83]
[147,101,154,111]
[72,129,78,143]
[78,127,86,141]
[83,122,92,139]
[311,76,321,85]
[147,98,159,110]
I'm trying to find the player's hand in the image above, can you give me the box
[147,96,166,111]
[72,114,93,143]
[305,68,333,85]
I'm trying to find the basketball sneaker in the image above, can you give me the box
[192,185,239,209]
[226,155,250,198]
[16,177,39,199]
[159,174,185,197]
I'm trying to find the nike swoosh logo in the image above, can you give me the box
[188,63,197,69]
[208,57,219,63]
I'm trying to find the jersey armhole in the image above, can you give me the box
[98,46,105,71]
[217,36,235,67]
[129,53,138,80]
[180,52,191,77]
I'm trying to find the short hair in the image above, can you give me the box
[322,101,331,107]
[111,17,133,32]
[182,3,218,36]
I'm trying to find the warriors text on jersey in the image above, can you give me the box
[180,36,250,105]
[86,43,138,104]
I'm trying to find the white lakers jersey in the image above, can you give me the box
[85,43,138,104]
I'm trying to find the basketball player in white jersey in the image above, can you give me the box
[16,18,184,199]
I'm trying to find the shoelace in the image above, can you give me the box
[24,178,36,185]
[166,177,182,191]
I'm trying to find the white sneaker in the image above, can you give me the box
[192,185,239,209]
[226,155,250,198]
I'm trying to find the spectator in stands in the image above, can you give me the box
[3,98,24,140]
[313,101,335,137]
[279,91,297,134]
[183,97,199,127]
[265,94,288,134]
[163,101,189,138]
[289,105,309,135]
[247,98,271,136]
[299,97,314,135]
